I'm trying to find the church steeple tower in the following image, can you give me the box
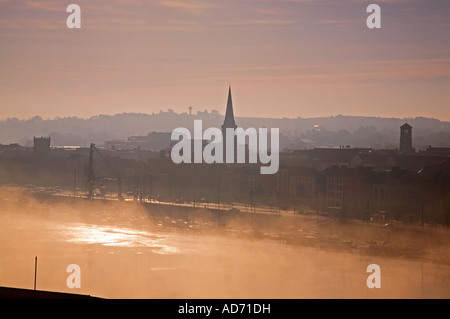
[400,123,414,154]
[222,86,237,131]
[221,86,238,163]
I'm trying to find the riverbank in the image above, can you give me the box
[7,186,450,266]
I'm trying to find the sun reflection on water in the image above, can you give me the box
[59,223,179,254]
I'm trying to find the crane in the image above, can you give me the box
[86,143,123,200]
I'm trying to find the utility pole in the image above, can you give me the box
[87,143,95,199]
[316,191,319,221]
[421,203,424,231]
[342,192,346,222]
[136,176,142,202]
[73,168,77,197]
[34,256,37,291]
[217,186,220,210]
[149,174,153,201]
[250,188,253,213]
[118,178,123,200]
[366,201,370,225]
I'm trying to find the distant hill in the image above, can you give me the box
[1,112,449,150]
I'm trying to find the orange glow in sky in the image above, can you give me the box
[1,0,449,120]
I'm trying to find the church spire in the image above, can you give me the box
[222,86,237,130]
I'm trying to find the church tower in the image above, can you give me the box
[222,86,237,133]
[222,86,237,162]
[399,123,414,154]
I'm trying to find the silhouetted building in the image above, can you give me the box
[222,86,237,135]
[421,146,450,156]
[105,132,171,151]
[33,137,50,154]
[0,143,25,158]
[289,167,317,202]
[222,86,238,161]
[399,123,414,154]
[373,167,422,221]
[319,165,375,218]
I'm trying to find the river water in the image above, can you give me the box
[0,194,449,299]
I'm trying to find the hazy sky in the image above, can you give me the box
[1,0,449,120]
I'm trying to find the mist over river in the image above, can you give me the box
[0,188,449,298]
